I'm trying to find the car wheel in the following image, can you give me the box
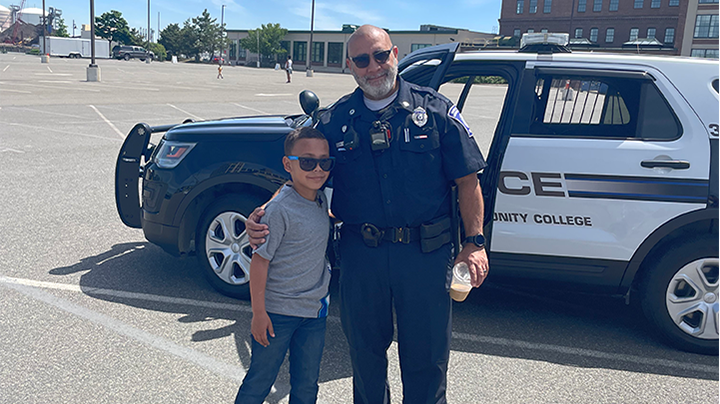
[124,54,130,61]
[640,235,719,354]
[196,194,265,299]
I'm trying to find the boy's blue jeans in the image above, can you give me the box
[235,312,327,404]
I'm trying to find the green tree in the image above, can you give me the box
[192,9,221,59]
[53,17,69,37]
[128,27,146,46]
[240,23,288,63]
[178,19,200,60]
[159,23,183,58]
[146,42,167,61]
[95,10,130,47]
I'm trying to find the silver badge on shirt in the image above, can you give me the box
[411,107,427,127]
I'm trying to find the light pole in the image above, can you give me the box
[306,0,315,77]
[87,0,100,81]
[220,5,225,64]
[256,28,260,68]
[40,0,48,62]
[147,0,151,43]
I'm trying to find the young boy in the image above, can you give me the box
[235,127,335,404]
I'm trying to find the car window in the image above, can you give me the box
[439,75,509,156]
[530,73,681,140]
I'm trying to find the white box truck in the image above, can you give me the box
[40,37,110,59]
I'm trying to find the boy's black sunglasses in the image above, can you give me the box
[350,48,393,69]
[287,156,336,172]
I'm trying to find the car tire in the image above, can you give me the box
[196,194,266,300]
[124,54,130,61]
[639,234,719,355]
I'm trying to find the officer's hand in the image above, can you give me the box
[251,311,274,347]
[246,207,268,249]
[454,244,489,288]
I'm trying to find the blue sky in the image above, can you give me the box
[13,0,501,36]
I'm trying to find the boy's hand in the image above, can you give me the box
[251,311,275,347]
[247,207,269,249]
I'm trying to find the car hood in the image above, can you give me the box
[164,115,297,142]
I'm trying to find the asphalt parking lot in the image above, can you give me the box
[0,52,717,404]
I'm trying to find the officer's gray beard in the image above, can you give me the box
[353,63,398,100]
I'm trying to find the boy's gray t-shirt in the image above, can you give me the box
[254,184,331,318]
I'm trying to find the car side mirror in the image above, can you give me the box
[299,90,320,116]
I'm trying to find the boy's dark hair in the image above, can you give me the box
[284,127,327,155]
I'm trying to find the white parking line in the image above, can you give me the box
[0,275,716,376]
[167,103,203,120]
[89,105,125,138]
[46,65,53,73]
[0,121,122,142]
[38,80,72,84]
[233,103,268,114]
[0,88,31,94]
[255,93,293,97]
[3,65,8,72]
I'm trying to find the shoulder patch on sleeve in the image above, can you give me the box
[448,105,473,138]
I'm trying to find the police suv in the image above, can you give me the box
[115,34,718,354]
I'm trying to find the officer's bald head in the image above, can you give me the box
[347,25,392,55]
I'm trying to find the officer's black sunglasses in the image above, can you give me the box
[287,156,336,172]
[350,48,393,69]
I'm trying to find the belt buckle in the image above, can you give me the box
[393,227,411,244]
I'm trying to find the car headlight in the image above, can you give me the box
[153,140,196,169]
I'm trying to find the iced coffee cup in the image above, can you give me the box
[450,262,472,302]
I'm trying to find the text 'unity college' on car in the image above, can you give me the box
[115,33,719,355]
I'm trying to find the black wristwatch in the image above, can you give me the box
[463,234,486,249]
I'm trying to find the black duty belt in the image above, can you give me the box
[343,218,451,253]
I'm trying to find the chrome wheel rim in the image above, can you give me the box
[204,211,253,286]
[665,258,719,340]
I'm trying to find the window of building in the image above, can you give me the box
[517,0,524,13]
[293,41,307,62]
[327,42,343,66]
[528,28,535,33]
[668,0,679,6]
[694,15,719,38]
[544,0,552,13]
[514,28,522,37]
[647,27,656,39]
[691,49,720,58]
[606,28,615,42]
[578,0,587,12]
[238,46,247,59]
[590,28,599,42]
[541,28,549,33]
[664,28,675,44]
[593,0,603,11]
[699,0,719,3]
[651,0,661,7]
[609,0,619,10]
[229,43,237,59]
[634,0,643,8]
[630,28,639,40]
[575,28,583,38]
[411,43,432,52]
[311,42,324,64]
[530,0,538,13]
[530,74,681,140]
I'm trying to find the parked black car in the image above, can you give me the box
[115,38,718,354]
[112,45,154,61]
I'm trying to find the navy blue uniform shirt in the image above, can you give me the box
[317,77,487,228]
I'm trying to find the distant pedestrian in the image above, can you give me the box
[217,63,224,79]
[284,55,292,83]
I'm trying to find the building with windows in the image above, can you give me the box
[225,25,496,72]
[499,0,718,58]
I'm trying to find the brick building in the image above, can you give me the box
[499,0,718,57]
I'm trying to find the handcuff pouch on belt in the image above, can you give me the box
[360,217,451,253]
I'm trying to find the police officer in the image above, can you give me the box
[248,25,489,404]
